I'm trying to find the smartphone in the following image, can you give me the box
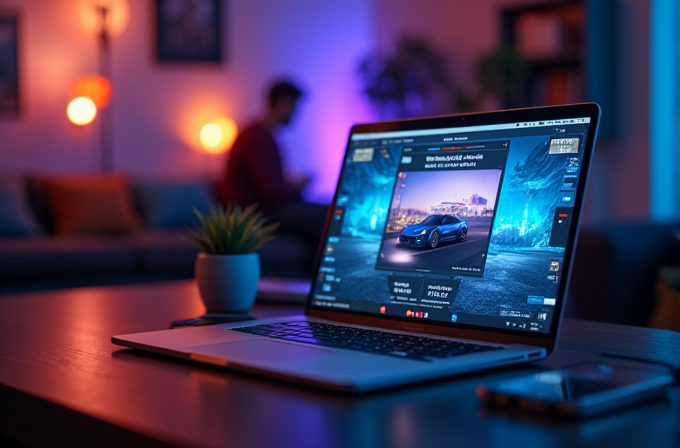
[476,363,674,418]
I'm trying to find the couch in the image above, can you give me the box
[2,174,677,329]
[569,221,680,327]
[0,174,315,294]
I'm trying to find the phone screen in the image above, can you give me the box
[490,368,624,401]
[476,363,673,416]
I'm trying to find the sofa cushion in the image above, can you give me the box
[131,230,200,272]
[41,174,142,235]
[0,176,43,237]
[132,179,215,229]
[0,235,136,276]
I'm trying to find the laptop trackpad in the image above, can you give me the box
[192,339,334,364]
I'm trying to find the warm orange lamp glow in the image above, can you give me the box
[69,75,112,108]
[67,97,98,125]
[200,117,238,154]
[79,0,130,39]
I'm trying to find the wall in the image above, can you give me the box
[372,0,550,109]
[585,0,651,223]
[0,0,657,221]
[0,0,375,203]
[0,1,101,173]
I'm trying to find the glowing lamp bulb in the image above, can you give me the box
[67,97,97,125]
[200,123,223,152]
[200,117,238,154]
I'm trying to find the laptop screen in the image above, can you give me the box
[309,106,597,336]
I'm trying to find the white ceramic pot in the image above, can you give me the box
[195,252,260,313]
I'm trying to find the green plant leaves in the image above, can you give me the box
[188,204,279,255]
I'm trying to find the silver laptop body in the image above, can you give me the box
[114,103,600,393]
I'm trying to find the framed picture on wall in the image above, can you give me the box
[0,11,20,115]
[155,0,223,63]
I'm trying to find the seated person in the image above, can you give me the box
[219,80,328,269]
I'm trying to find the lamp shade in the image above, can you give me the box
[79,0,130,39]
[69,75,112,108]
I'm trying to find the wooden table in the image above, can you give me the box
[1,280,678,448]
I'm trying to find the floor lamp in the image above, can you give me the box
[97,4,113,173]
[80,0,129,172]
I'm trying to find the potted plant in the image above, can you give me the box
[189,203,278,314]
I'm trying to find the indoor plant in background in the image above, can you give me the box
[456,47,528,112]
[189,204,278,314]
[357,34,455,119]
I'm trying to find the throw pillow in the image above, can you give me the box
[133,179,215,229]
[41,174,142,234]
[0,176,43,237]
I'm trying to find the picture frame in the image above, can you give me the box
[0,10,20,115]
[155,0,223,63]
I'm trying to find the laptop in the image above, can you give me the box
[113,103,600,393]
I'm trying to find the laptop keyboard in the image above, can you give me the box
[232,322,503,362]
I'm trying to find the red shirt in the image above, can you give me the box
[220,123,300,207]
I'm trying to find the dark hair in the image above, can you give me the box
[268,81,303,108]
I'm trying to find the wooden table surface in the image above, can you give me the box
[1,280,678,448]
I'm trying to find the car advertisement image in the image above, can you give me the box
[375,168,503,277]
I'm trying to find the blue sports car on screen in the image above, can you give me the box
[399,214,468,249]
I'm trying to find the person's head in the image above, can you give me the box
[267,80,303,126]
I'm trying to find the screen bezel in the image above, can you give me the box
[305,103,601,354]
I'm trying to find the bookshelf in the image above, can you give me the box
[501,0,585,108]
[501,0,616,137]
